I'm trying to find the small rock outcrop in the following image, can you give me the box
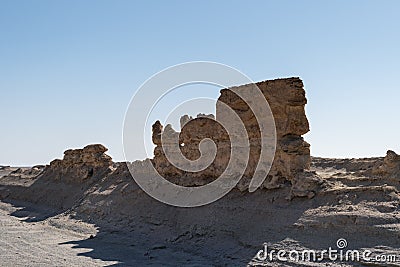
[151,78,324,197]
[373,150,400,178]
[45,144,113,182]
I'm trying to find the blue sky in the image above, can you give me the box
[1,1,399,166]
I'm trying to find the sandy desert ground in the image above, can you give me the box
[0,201,115,266]
[0,152,399,267]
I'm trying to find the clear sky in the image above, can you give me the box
[1,0,399,166]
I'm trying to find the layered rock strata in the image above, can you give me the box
[45,144,113,183]
[151,78,323,197]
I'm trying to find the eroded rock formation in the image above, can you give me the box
[45,144,113,182]
[152,77,324,197]
[373,150,400,178]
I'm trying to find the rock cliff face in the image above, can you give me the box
[45,144,113,183]
[152,77,323,197]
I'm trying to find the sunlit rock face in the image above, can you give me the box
[373,150,400,178]
[46,144,113,182]
[152,78,324,197]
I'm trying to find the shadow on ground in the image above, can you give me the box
[1,174,400,266]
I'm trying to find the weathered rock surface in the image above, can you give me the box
[0,144,114,209]
[45,144,113,183]
[372,150,400,178]
[151,78,324,197]
[7,166,45,179]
